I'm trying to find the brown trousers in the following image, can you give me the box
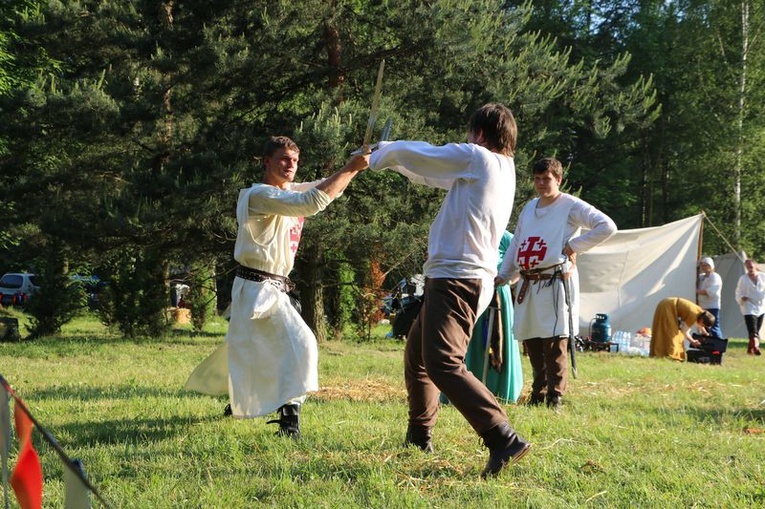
[524,337,568,399]
[405,278,508,434]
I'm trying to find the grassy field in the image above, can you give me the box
[1,312,764,508]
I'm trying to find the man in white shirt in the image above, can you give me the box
[186,136,368,438]
[369,103,530,479]
[735,258,764,355]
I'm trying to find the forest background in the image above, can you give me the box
[1,0,764,340]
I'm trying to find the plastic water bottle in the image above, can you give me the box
[613,331,632,354]
[611,331,622,353]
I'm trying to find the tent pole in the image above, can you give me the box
[701,210,746,263]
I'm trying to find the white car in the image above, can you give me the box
[0,272,40,305]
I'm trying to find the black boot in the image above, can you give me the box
[267,404,301,438]
[480,422,531,479]
[404,424,434,453]
[526,393,545,407]
[546,394,562,410]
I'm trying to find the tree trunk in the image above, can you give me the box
[154,0,174,174]
[324,15,344,104]
[299,243,327,344]
[733,0,749,250]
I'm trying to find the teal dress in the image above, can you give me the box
[442,231,524,404]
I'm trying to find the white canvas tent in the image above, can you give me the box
[577,214,756,340]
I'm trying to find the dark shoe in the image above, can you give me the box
[266,404,301,438]
[404,424,434,453]
[480,422,531,479]
[546,395,562,410]
[526,394,545,407]
[223,404,232,417]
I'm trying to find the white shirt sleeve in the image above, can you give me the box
[735,275,746,302]
[567,199,617,253]
[248,185,331,217]
[369,141,477,189]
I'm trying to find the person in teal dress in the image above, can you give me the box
[442,231,524,404]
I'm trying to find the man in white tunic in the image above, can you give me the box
[497,157,616,409]
[186,136,368,437]
[369,103,530,479]
[735,258,765,355]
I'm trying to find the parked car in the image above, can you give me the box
[0,272,40,306]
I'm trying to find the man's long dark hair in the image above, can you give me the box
[468,103,517,157]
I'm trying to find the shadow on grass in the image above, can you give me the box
[689,406,765,426]
[53,413,222,448]
[6,333,223,352]
[27,383,222,402]
[29,384,173,401]
[170,328,226,339]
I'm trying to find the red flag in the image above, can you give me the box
[10,400,43,509]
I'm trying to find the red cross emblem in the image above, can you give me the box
[516,236,547,270]
[289,217,305,261]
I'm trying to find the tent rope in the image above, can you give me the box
[701,211,745,263]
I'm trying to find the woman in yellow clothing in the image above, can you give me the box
[650,297,715,361]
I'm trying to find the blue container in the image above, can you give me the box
[590,313,611,342]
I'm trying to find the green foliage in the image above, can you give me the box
[97,247,170,338]
[23,248,88,338]
[186,261,218,333]
[1,0,661,339]
[324,262,357,340]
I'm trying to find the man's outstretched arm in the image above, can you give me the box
[316,154,370,199]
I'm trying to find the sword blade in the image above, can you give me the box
[362,60,385,153]
[380,118,392,142]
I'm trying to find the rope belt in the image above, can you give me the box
[516,265,572,304]
[236,266,295,293]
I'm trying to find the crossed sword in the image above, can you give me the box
[352,60,391,155]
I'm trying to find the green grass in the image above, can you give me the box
[1,313,764,508]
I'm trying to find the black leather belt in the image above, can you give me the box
[236,266,295,293]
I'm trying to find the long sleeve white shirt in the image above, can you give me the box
[234,181,331,277]
[735,271,765,316]
[498,193,617,282]
[370,140,515,281]
[697,272,722,309]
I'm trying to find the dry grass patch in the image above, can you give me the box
[315,377,405,403]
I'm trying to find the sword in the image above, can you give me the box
[351,119,391,155]
[561,266,578,379]
[351,60,385,155]
[481,289,501,384]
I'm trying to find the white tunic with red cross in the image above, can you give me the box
[502,193,616,341]
[510,195,577,340]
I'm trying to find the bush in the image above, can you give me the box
[97,248,170,338]
[25,256,88,339]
